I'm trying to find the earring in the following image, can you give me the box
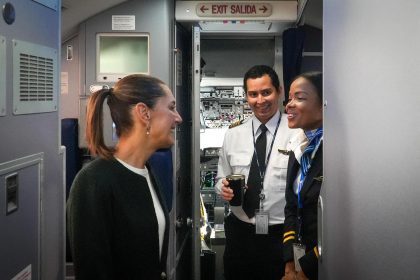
[146,122,151,135]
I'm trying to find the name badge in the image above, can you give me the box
[255,210,269,234]
[293,243,306,271]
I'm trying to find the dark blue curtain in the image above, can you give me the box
[61,118,81,198]
[282,27,305,105]
[62,118,82,262]
[149,148,174,211]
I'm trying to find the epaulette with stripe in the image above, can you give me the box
[228,119,244,129]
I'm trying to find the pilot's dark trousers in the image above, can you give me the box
[223,214,284,280]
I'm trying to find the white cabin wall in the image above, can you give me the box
[322,0,420,279]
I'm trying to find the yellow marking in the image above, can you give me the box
[314,246,319,258]
[283,236,295,243]
[314,176,323,182]
[283,231,296,237]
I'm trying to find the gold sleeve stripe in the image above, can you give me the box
[314,246,319,258]
[283,236,295,243]
[283,231,296,238]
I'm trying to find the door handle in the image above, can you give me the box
[317,195,324,262]
[175,217,193,229]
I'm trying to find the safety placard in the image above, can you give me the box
[196,2,272,17]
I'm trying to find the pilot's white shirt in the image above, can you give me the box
[215,111,299,225]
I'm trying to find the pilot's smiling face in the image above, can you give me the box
[245,74,281,124]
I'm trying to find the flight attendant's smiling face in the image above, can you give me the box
[245,74,281,124]
[286,77,323,130]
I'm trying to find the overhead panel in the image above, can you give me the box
[176,1,297,21]
[0,35,5,116]
[13,40,58,115]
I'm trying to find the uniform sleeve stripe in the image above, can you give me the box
[283,236,295,243]
[283,231,295,238]
[314,246,319,258]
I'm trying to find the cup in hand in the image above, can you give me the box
[226,174,245,206]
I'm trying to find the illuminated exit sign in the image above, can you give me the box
[196,2,273,17]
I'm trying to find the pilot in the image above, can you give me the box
[215,65,299,280]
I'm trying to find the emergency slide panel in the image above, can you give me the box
[13,39,58,115]
[0,153,43,280]
[0,35,5,116]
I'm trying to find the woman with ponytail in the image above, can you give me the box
[67,74,182,280]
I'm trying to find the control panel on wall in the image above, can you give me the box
[200,86,252,128]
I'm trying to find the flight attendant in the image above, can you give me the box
[282,72,323,280]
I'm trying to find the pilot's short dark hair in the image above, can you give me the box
[243,65,280,93]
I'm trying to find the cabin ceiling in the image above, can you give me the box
[61,0,129,41]
[62,0,322,42]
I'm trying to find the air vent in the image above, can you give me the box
[13,40,58,115]
[0,35,5,116]
[19,54,54,102]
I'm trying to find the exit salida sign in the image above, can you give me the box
[196,2,273,17]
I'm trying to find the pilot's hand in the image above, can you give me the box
[220,179,234,202]
[282,261,297,280]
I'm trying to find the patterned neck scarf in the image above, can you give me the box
[297,127,323,208]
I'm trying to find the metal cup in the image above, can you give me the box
[226,174,245,206]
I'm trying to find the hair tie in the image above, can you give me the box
[106,87,114,105]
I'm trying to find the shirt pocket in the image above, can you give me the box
[266,156,289,192]
[229,155,252,177]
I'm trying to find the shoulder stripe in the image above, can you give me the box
[283,236,295,243]
[314,246,319,258]
[283,231,296,238]
[228,119,244,129]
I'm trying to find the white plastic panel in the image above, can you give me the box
[322,0,420,279]
[0,35,5,116]
[13,39,58,115]
[32,0,59,11]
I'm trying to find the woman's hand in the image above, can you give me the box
[220,179,234,202]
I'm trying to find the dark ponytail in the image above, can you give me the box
[86,88,115,159]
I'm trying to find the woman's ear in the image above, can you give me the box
[134,103,150,122]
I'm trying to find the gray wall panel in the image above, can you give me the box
[0,0,64,279]
[82,0,173,93]
[322,1,420,279]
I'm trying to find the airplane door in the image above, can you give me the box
[191,25,202,280]
[171,23,200,280]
